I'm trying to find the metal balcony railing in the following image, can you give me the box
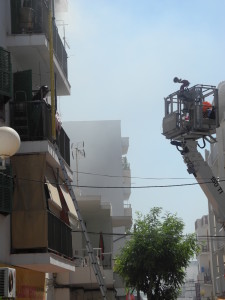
[48,211,72,258]
[204,272,212,284]
[10,100,70,166]
[56,126,70,166]
[201,245,210,252]
[73,248,112,269]
[10,0,68,77]
[122,156,130,170]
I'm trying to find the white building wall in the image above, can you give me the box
[195,216,213,299]
[63,120,128,217]
[204,82,225,298]
[178,261,198,300]
[63,120,131,297]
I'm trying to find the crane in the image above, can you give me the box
[162,83,225,224]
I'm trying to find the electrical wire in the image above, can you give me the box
[72,230,225,242]
[72,168,219,181]
[1,173,225,240]
[0,171,224,189]
[72,170,195,180]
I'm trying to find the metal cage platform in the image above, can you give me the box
[162,84,219,141]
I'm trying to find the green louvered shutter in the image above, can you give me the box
[0,47,12,100]
[13,70,32,102]
[0,165,13,214]
[10,0,21,34]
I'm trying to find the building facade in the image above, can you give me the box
[178,260,198,300]
[0,1,76,299]
[195,215,213,300]
[205,81,225,299]
[0,1,132,299]
[193,81,225,300]
[61,120,132,299]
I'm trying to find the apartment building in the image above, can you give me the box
[206,141,225,296]
[177,260,198,300]
[0,0,78,299]
[195,215,213,299]
[0,1,132,299]
[60,120,132,299]
[203,81,225,300]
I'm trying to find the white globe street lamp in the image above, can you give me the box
[0,127,21,170]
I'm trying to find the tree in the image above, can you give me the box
[114,207,199,300]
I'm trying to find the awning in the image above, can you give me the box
[45,167,62,210]
[59,180,78,219]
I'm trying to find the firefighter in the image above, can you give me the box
[173,77,190,91]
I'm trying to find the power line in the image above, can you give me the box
[72,170,195,180]
[72,230,225,241]
[1,171,224,189]
[72,169,221,181]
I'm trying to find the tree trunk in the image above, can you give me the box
[155,276,161,297]
[147,286,153,300]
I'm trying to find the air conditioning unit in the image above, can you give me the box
[0,268,16,298]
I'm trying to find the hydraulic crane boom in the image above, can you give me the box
[171,139,225,223]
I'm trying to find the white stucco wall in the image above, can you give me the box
[63,120,128,216]
[63,120,131,295]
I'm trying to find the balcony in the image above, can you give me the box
[74,248,112,270]
[8,0,70,95]
[201,245,210,253]
[11,211,74,273]
[124,203,132,217]
[10,153,76,273]
[121,137,129,155]
[10,100,70,166]
[122,156,131,200]
[56,249,113,289]
[198,270,212,284]
[111,204,132,229]
[48,211,72,258]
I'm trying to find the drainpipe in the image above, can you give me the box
[49,1,56,141]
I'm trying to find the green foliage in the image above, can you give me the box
[114,207,199,300]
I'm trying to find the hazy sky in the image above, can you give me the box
[59,0,225,234]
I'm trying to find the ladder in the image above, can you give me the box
[54,143,107,299]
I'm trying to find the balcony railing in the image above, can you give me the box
[198,269,212,284]
[201,245,210,252]
[204,272,212,284]
[10,100,70,166]
[122,156,130,170]
[10,0,68,77]
[12,211,73,259]
[73,248,112,269]
[48,211,72,258]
